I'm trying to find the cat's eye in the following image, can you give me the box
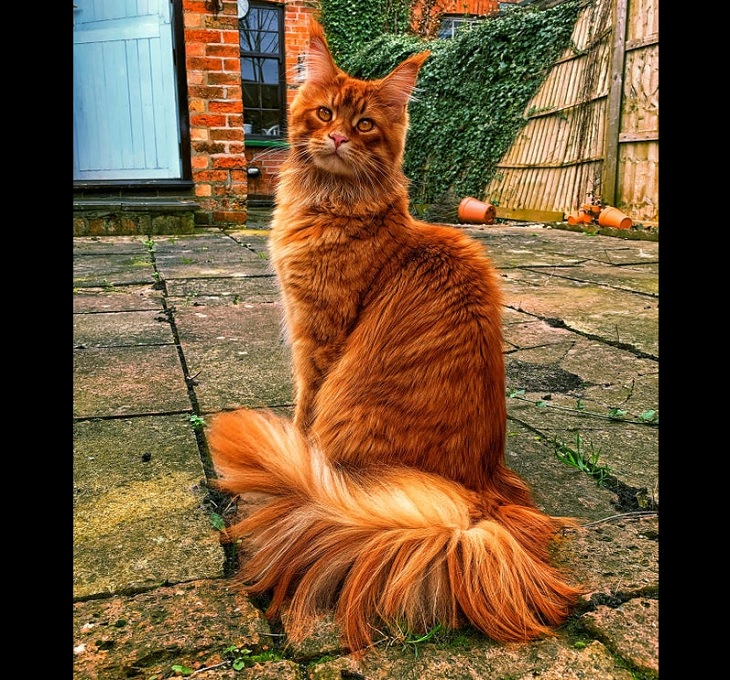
[317,107,332,122]
[356,118,375,132]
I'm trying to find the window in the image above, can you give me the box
[438,15,483,39]
[239,1,285,140]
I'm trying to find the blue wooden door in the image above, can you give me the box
[73,0,182,181]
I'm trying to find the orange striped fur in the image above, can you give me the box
[208,19,581,652]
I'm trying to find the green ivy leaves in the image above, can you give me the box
[322,0,583,206]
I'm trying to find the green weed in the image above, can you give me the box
[552,433,611,487]
[188,415,206,431]
[222,645,282,670]
[506,388,658,426]
[209,512,225,531]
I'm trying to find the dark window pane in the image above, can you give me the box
[239,29,255,51]
[242,83,260,108]
[247,110,263,134]
[260,111,280,135]
[260,84,279,109]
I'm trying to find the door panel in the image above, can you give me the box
[73,0,182,181]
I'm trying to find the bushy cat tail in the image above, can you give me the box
[207,408,582,652]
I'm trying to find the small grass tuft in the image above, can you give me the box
[552,433,611,487]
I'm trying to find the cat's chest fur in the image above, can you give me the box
[270,211,402,342]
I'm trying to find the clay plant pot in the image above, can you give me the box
[458,197,496,225]
[598,206,632,229]
[567,210,594,225]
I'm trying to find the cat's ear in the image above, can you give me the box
[378,51,430,110]
[304,18,339,86]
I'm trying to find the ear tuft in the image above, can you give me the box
[303,18,339,86]
[378,51,430,110]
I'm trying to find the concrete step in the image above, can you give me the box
[73,196,200,236]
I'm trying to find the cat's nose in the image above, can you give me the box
[328,132,349,149]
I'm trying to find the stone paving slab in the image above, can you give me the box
[153,233,272,279]
[507,399,659,506]
[72,224,659,679]
[165,275,279,305]
[73,252,155,288]
[503,420,618,520]
[73,415,225,599]
[73,345,191,418]
[173,303,293,413]
[72,515,658,680]
[73,580,272,679]
[73,309,175,347]
[73,235,152,255]
[470,226,658,265]
[522,262,659,296]
[499,268,658,358]
[72,283,165,313]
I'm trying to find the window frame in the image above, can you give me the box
[437,15,484,40]
[238,1,286,142]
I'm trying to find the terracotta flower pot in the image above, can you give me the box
[458,197,496,225]
[598,206,632,230]
[567,210,594,225]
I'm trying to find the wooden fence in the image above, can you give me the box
[485,0,658,227]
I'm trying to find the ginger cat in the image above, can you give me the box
[208,19,580,652]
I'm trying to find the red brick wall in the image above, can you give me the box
[437,0,499,13]
[411,1,500,37]
[182,0,248,226]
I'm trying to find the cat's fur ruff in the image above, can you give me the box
[208,19,581,652]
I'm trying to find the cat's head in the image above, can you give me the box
[287,20,429,189]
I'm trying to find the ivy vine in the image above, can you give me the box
[318,0,584,209]
[317,0,411,66]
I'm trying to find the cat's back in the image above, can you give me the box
[312,216,507,482]
[384,218,503,312]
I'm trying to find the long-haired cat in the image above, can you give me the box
[208,18,581,652]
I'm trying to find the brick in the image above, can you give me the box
[192,141,226,154]
[186,29,222,44]
[209,72,240,86]
[183,1,209,13]
[211,156,247,170]
[213,211,248,224]
[193,170,229,182]
[208,44,238,58]
[190,128,209,141]
[190,113,227,127]
[209,100,243,114]
[187,57,224,72]
[211,128,244,142]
